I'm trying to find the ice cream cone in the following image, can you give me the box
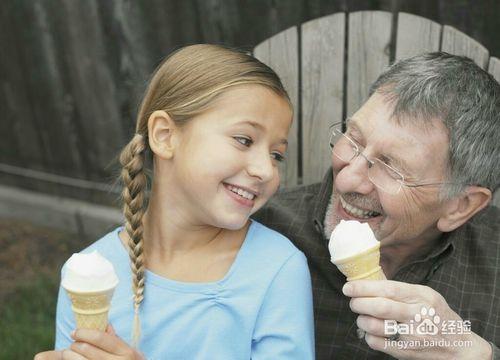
[65,287,116,331]
[62,251,119,331]
[333,242,385,281]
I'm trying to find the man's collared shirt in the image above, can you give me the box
[253,169,500,359]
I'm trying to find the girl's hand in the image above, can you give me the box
[33,350,62,359]
[67,325,145,360]
[33,325,144,360]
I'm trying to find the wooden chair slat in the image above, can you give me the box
[396,13,441,60]
[441,25,489,69]
[301,13,345,185]
[488,56,500,83]
[347,11,392,118]
[254,27,300,187]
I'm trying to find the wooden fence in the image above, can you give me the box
[0,5,499,206]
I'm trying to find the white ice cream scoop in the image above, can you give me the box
[62,250,119,293]
[328,220,379,262]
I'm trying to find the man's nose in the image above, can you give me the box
[334,153,375,195]
[247,150,275,183]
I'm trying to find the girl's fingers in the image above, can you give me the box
[61,349,88,360]
[70,341,111,359]
[71,329,124,354]
[33,350,63,360]
[106,324,116,336]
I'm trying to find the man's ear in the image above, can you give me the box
[147,110,179,160]
[437,186,492,232]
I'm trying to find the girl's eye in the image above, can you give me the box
[271,152,285,162]
[234,136,253,147]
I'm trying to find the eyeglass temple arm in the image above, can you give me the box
[402,181,458,188]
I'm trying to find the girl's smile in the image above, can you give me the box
[223,182,259,208]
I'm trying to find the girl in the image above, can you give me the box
[41,45,314,359]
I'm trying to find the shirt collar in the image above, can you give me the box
[421,231,455,262]
[312,168,334,238]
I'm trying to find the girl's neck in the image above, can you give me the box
[134,209,249,283]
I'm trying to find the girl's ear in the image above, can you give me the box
[147,110,179,159]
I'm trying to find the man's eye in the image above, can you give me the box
[271,152,285,162]
[234,136,253,147]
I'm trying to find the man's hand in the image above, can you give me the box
[343,280,493,360]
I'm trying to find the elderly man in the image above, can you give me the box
[254,52,500,359]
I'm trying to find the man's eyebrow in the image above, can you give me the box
[233,120,288,145]
[382,154,412,173]
[345,118,362,132]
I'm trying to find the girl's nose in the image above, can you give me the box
[246,151,275,183]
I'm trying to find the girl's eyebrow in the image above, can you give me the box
[233,120,288,145]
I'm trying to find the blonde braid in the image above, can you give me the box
[119,133,147,347]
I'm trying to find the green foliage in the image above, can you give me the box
[0,272,59,359]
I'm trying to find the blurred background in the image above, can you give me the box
[1,0,499,358]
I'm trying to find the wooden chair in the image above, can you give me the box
[252,11,500,206]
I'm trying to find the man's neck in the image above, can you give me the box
[379,233,443,279]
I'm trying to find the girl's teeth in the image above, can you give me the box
[228,185,255,200]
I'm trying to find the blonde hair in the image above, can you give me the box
[118,44,289,347]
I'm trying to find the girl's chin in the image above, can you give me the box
[212,213,251,231]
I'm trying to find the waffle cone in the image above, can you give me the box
[65,287,116,331]
[333,242,385,281]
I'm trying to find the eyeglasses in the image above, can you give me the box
[329,122,453,194]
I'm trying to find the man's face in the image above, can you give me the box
[324,92,451,251]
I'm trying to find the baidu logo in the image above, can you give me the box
[385,306,471,337]
[385,307,442,336]
[384,307,473,350]
[414,307,440,335]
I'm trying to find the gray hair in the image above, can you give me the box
[369,52,500,199]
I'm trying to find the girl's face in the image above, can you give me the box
[165,85,292,230]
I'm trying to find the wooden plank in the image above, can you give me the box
[301,13,345,185]
[0,2,44,171]
[254,27,299,187]
[395,12,441,61]
[60,0,125,178]
[488,57,500,83]
[441,25,489,69]
[347,11,392,117]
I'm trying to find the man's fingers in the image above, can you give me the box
[364,333,402,359]
[350,296,418,322]
[343,280,440,305]
[356,315,387,337]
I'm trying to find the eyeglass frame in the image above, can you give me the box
[328,121,460,193]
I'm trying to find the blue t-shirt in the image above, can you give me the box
[55,220,315,359]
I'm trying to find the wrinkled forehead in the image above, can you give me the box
[350,93,451,175]
[353,92,449,138]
